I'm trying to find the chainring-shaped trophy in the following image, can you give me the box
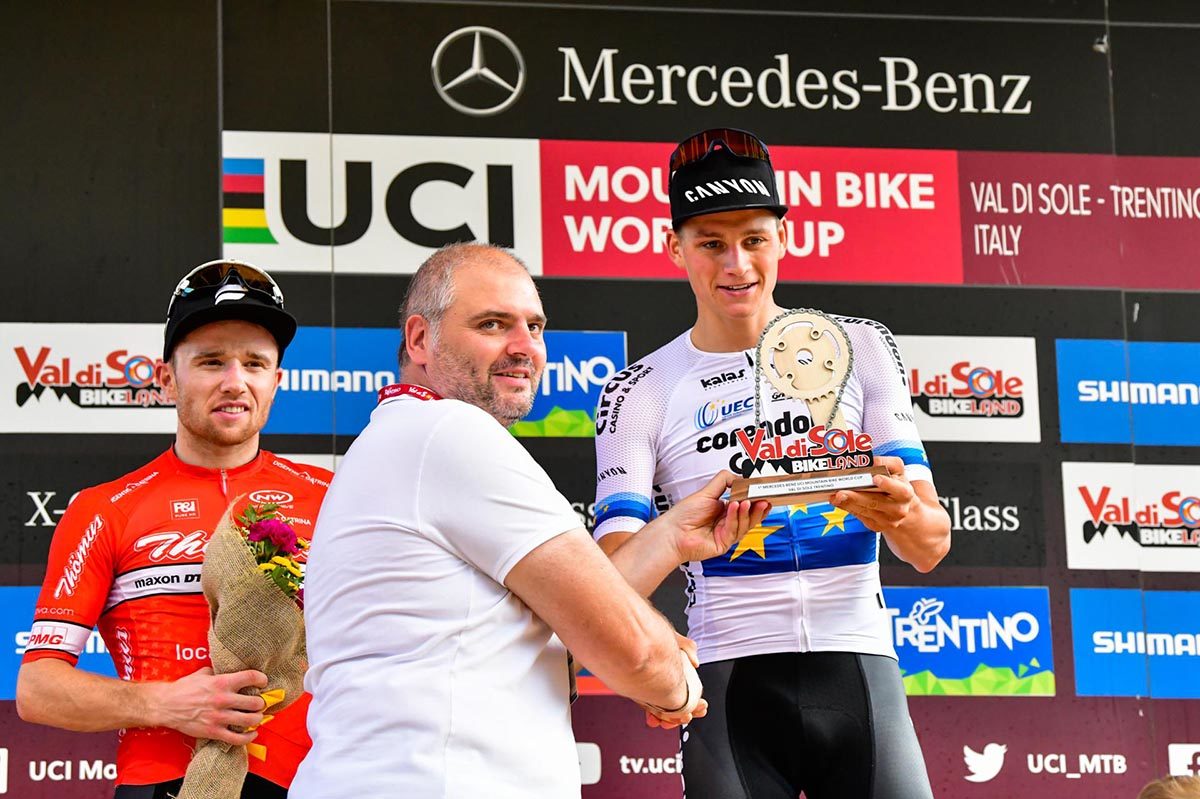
[730,308,887,505]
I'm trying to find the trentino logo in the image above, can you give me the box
[885,586,1054,696]
[1071,588,1200,699]
[222,158,276,244]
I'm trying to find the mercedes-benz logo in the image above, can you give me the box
[431,26,526,117]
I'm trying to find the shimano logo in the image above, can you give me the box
[889,597,1040,653]
[1093,630,1200,656]
[1078,380,1200,405]
[280,368,395,393]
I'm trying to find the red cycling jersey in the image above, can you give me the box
[23,448,332,789]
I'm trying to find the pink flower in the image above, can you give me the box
[248,518,299,555]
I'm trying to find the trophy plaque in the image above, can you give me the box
[730,309,888,505]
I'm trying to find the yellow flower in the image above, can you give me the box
[270,556,303,578]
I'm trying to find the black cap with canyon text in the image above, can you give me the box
[163,262,297,362]
[668,132,788,229]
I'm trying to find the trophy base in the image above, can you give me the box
[730,465,889,506]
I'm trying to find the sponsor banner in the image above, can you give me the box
[325,4,1108,152]
[884,586,1054,696]
[269,327,625,436]
[962,152,1200,289]
[1061,462,1200,572]
[897,335,1040,442]
[1057,339,1200,445]
[571,696,683,797]
[1071,588,1200,699]
[0,587,115,700]
[2,324,173,434]
[1168,744,1200,777]
[909,698,1151,797]
[222,131,543,273]
[0,702,116,798]
[540,139,962,283]
[881,461,1044,568]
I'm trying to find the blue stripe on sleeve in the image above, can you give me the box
[595,492,653,525]
[874,441,929,469]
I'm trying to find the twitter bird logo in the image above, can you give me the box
[964,743,1007,783]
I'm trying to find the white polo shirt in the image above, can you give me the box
[292,392,584,799]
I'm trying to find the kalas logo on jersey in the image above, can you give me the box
[884,586,1054,696]
[14,344,170,409]
[699,367,747,390]
[222,131,541,274]
[909,360,1024,418]
[694,395,753,430]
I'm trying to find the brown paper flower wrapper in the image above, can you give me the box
[175,497,307,799]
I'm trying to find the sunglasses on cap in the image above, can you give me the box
[669,128,772,175]
[166,260,285,318]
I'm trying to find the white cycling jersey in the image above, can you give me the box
[593,317,933,664]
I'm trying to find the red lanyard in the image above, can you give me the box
[377,383,442,403]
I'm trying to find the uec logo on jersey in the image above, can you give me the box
[694,396,754,430]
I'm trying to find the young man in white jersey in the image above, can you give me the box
[593,129,951,799]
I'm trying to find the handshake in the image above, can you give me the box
[590,470,773,730]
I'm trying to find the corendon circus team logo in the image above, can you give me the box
[14,345,169,408]
[909,360,1025,418]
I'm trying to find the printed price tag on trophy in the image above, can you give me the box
[730,309,888,505]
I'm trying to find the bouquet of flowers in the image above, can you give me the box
[176,497,310,799]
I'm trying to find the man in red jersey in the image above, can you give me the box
[16,260,332,799]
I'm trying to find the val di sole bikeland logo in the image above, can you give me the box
[3,324,177,434]
[431,26,526,117]
[897,335,1040,442]
[1062,462,1200,572]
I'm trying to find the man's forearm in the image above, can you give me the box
[603,521,684,598]
[17,659,155,732]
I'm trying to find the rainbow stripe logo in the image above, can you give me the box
[222,158,276,244]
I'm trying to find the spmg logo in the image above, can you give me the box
[222,131,542,274]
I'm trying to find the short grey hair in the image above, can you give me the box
[398,242,530,366]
